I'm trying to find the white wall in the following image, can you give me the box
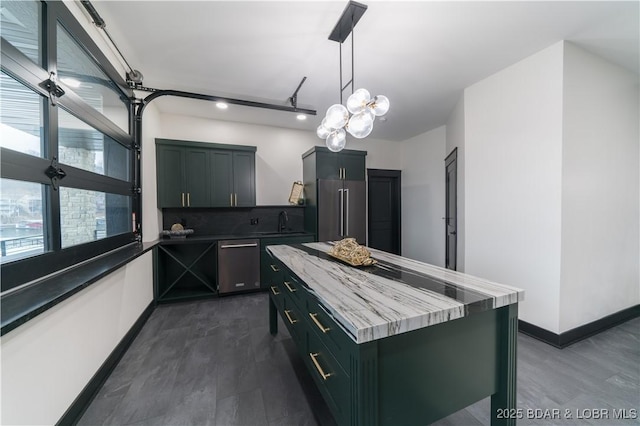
[401,125,446,265]
[445,94,466,271]
[1,252,154,425]
[146,111,402,236]
[559,42,640,332]
[464,42,565,333]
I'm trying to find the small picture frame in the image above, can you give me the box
[288,181,304,205]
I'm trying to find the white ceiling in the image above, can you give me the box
[92,1,639,142]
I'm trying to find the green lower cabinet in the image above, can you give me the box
[305,329,352,425]
[260,236,314,290]
[154,243,217,302]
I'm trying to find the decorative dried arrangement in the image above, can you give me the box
[327,238,376,266]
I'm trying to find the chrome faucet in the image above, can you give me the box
[278,210,288,232]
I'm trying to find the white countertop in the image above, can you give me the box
[267,242,524,343]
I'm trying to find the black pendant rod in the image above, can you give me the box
[333,1,366,103]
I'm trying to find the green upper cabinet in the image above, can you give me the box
[184,148,210,207]
[303,146,367,181]
[156,144,186,208]
[156,139,256,208]
[233,151,256,207]
[210,150,234,207]
[209,149,256,207]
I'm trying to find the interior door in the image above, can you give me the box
[343,180,366,244]
[367,170,401,254]
[318,179,343,241]
[445,149,457,270]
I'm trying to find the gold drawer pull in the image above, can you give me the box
[310,352,332,380]
[284,309,297,324]
[309,313,331,333]
[270,286,280,295]
[284,281,297,293]
[270,264,280,272]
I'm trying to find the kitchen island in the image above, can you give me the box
[266,242,524,426]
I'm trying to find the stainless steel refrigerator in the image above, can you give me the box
[317,179,366,243]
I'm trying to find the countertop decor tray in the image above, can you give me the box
[327,252,377,267]
[160,229,194,239]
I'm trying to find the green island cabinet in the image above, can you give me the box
[156,139,256,208]
[267,248,521,426]
[260,235,315,290]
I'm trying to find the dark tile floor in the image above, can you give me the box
[79,293,639,425]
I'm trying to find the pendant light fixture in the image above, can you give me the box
[317,1,390,152]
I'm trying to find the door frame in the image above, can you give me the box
[367,169,402,254]
[445,148,457,270]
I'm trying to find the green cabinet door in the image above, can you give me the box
[233,151,256,207]
[310,149,366,181]
[210,150,234,206]
[157,139,256,208]
[156,144,185,208]
[341,152,366,181]
[315,151,341,180]
[185,148,210,207]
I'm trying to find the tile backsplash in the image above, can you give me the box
[162,206,305,236]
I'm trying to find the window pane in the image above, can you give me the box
[0,179,46,263]
[0,0,41,65]
[58,108,131,181]
[60,188,131,248]
[56,23,129,132]
[0,72,44,157]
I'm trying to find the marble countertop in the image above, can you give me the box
[267,242,524,344]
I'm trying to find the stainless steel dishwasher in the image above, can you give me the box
[217,239,260,294]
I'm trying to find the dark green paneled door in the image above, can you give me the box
[157,144,185,208]
[185,148,209,207]
[210,150,233,206]
[233,151,255,207]
[367,169,401,254]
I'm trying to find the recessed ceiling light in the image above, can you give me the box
[216,102,228,109]
[296,114,306,121]
[60,77,81,88]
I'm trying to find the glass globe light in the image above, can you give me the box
[326,129,346,152]
[324,104,349,129]
[346,110,374,139]
[369,95,390,117]
[347,88,371,114]
[317,123,331,139]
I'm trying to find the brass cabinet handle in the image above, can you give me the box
[309,313,331,333]
[310,352,332,380]
[284,281,296,293]
[234,193,238,206]
[284,309,297,324]
[270,264,280,272]
[182,192,185,207]
[230,193,233,206]
[187,192,190,206]
[270,286,280,295]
